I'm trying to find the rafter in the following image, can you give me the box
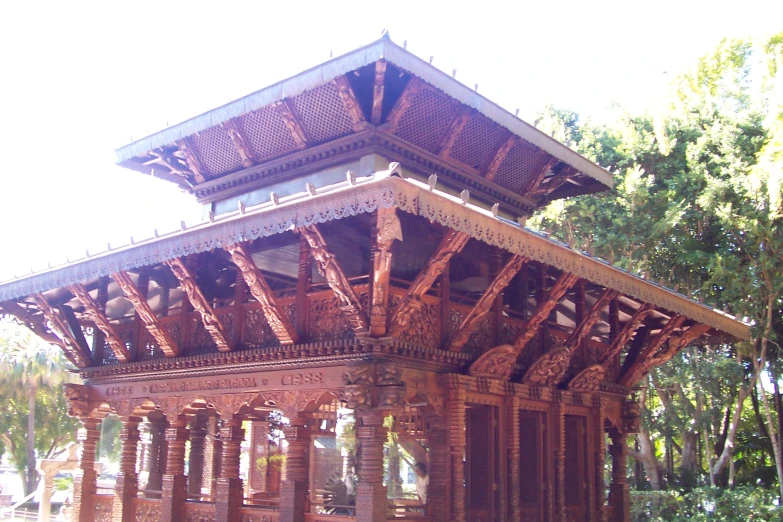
[369,207,402,336]
[521,156,559,196]
[32,294,91,367]
[274,100,309,147]
[0,301,63,348]
[385,77,425,133]
[388,229,470,337]
[69,283,131,362]
[484,134,517,182]
[512,272,579,352]
[175,138,206,184]
[567,288,619,347]
[528,166,579,199]
[222,118,256,168]
[640,323,711,379]
[225,242,299,345]
[436,107,472,157]
[165,258,233,352]
[297,225,369,333]
[333,75,367,131]
[599,303,652,365]
[618,314,686,386]
[371,59,387,125]
[452,255,528,352]
[111,271,180,357]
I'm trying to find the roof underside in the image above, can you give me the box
[115,36,613,214]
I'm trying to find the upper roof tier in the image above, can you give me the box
[115,35,613,216]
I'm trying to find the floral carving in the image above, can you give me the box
[567,364,606,391]
[309,295,352,342]
[468,344,518,380]
[522,345,572,387]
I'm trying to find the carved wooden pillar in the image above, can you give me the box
[593,399,607,522]
[427,415,449,522]
[552,402,566,522]
[280,415,310,522]
[249,419,270,495]
[201,411,221,499]
[188,413,208,498]
[355,409,388,522]
[447,387,467,522]
[506,398,521,522]
[71,417,101,522]
[608,429,630,522]
[112,416,140,522]
[215,414,245,522]
[296,235,312,338]
[160,415,188,522]
[144,415,166,496]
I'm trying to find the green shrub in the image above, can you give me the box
[631,486,782,521]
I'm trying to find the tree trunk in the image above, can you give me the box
[630,429,664,490]
[680,431,699,488]
[26,384,37,496]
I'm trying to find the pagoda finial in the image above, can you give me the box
[381,29,391,40]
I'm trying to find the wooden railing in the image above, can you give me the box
[131,497,161,522]
[92,494,113,522]
[240,504,280,522]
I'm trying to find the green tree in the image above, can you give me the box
[0,321,79,495]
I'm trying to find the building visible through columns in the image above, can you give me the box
[2,35,750,522]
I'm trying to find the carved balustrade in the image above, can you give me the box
[92,494,113,522]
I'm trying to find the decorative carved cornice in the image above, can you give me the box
[222,118,256,168]
[69,283,131,362]
[371,60,387,125]
[297,225,369,333]
[111,271,179,357]
[333,75,367,131]
[32,294,91,367]
[389,229,470,337]
[224,242,298,345]
[165,258,233,352]
[450,255,528,352]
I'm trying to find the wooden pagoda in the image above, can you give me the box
[0,35,749,522]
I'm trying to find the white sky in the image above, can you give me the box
[0,1,780,281]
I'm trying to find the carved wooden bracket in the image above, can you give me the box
[388,229,470,337]
[449,255,528,352]
[511,272,579,352]
[0,300,63,348]
[224,242,299,345]
[222,118,256,168]
[468,344,519,379]
[69,283,131,362]
[370,208,402,336]
[436,107,472,158]
[631,322,711,385]
[165,258,233,352]
[385,77,425,133]
[484,134,517,182]
[274,100,309,147]
[567,364,606,391]
[528,166,579,200]
[618,314,686,386]
[371,60,387,125]
[111,271,180,357]
[599,303,652,366]
[334,75,367,131]
[32,294,91,367]
[297,225,369,333]
[522,156,559,196]
[175,138,206,184]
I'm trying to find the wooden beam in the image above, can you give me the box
[640,323,711,378]
[452,255,528,352]
[112,271,180,357]
[388,229,470,337]
[274,100,309,147]
[225,242,299,345]
[175,138,206,184]
[528,166,579,199]
[521,156,559,196]
[69,283,131,362]
[165,258,234,352]
[334,75,367,131]
[371,59,387,125]
[369,208,402,336]
[567,288,619,348]
[618,314,686,386]
[599,303,652,365]
[436,107,472,158]
[0,301,63,348]
[484,134,517,182]
[222,118,256,168]
[298,225,369,333]
[385,77,425,133]
[511,272,579,352]
[32,294,91,367]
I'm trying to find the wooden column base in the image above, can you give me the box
[279,480,308,522]
[609,483,630,522]
[355,410,388,522]
[215,478,243,522]
[160,475,188,522]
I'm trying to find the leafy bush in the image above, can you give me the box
[631,486,782,521]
